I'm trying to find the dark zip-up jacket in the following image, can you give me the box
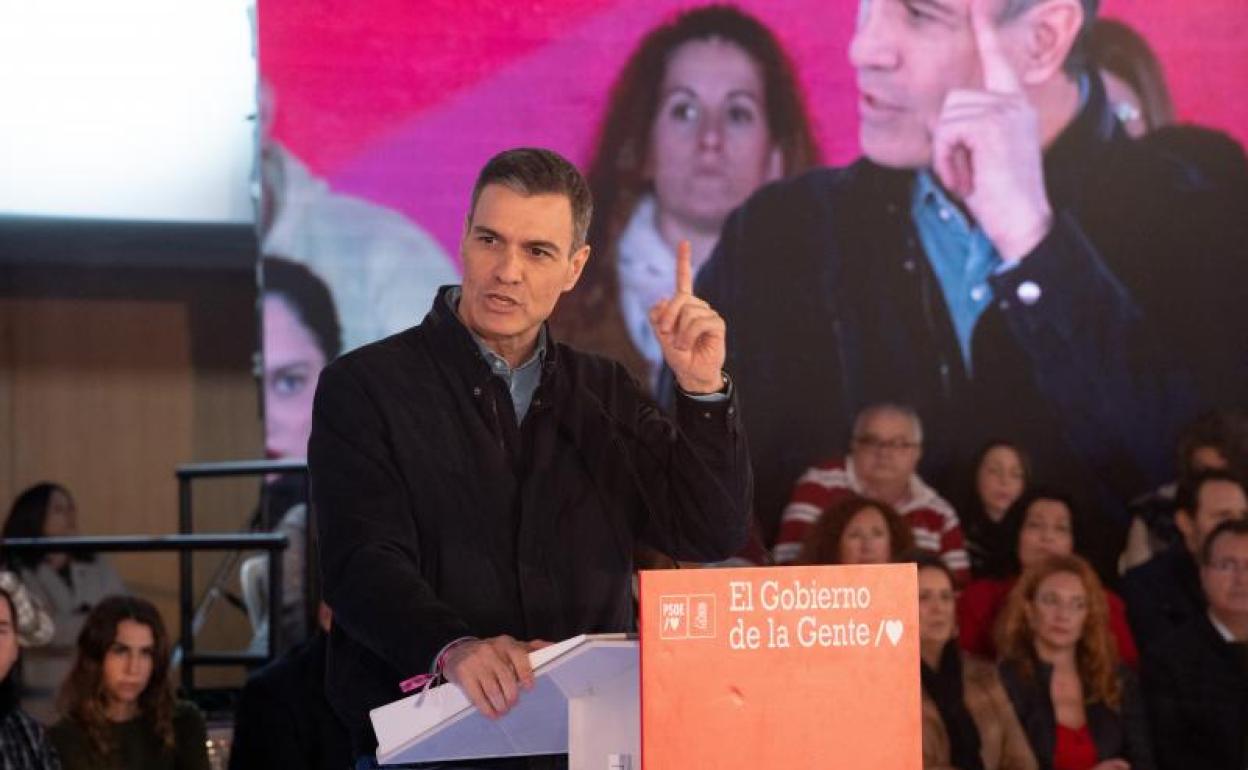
[309,286,751,753]
[1143,613,1248,770]
[998,659,1154,770]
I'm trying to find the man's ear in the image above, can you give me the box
[1014,0,1084,86]
[563,244,591,292]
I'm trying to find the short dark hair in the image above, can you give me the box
[1175,469,1246,520]
[1176,409,1248,482]
[262,256,343,361]
[1000,0,1100,76]
[910,550,957,587]
[469,148,593,252]
[1200,518,1248,566]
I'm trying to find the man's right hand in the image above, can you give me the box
[441,635,547,719]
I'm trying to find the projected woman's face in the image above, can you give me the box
[647,37,780,239]
[264,294,327,460]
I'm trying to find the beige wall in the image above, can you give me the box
[0,264,264,691]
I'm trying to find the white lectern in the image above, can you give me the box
[370,634,639,769]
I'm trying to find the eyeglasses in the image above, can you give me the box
[853,435,920,453]
[1206,559,1248,576]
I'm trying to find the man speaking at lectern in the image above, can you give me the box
[309,148,751,766]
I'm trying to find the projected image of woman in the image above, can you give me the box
[552,5,818,390]
[262,256,342,466]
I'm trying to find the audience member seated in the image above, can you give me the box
[957,441,1031,580]
[1121,470,1247,655]
[1121,409,1248,571]
[3,483,127,724]
[1142,519,1248,770]
[775,403,969,583]
[997,555,1154,770]
[959,490,1138,667]
[797,495,913,566]
[49,596,208,770]
[0,580,58,768]
[229,601,350,770]
[917,553,1037,770]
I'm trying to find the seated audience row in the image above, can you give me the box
[776,403,970,583]
[918,521,1248,770]
[776,405,1248,594]
[919,550,1155,770]
[0,588,207,770]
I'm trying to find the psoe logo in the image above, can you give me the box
[658,595,689,639]
[689,594,715,638]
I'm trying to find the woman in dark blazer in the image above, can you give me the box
[996,554,1153,770]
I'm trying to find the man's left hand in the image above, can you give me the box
[649,240,727,394]
[930,0,1053,262]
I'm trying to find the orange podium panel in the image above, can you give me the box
[639,564,920,769]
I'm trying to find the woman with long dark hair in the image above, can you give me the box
[957,490,1138,668]
[551,4,818,389]
[4,483,125,722]
[957,441,1032,579]
[996,555,1153,770]
[49,597,207,770]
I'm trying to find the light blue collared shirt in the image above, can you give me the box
[447,287,546,423]
[913,74,1092,370]
[911,170,1003,369]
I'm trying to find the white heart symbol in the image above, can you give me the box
[884,620,903,646]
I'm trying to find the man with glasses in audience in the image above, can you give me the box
[1143,518,1248,770]
[774,403,969,583]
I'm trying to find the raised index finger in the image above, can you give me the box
[971,0,1022,94]
[675,239,693,295]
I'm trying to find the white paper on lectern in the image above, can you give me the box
[370,633,633,765]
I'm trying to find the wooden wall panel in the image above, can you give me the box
[0,282,264,691]
[4,297,194,656]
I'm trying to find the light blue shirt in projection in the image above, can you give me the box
[911,171,1003,370]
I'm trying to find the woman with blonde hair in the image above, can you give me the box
[996,555,1153,770]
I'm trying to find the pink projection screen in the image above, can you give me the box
[258,0,1248,570]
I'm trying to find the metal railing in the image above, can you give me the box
[0,533,287,693]
[175,459,309,694]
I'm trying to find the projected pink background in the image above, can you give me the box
[261,0,1248,265]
